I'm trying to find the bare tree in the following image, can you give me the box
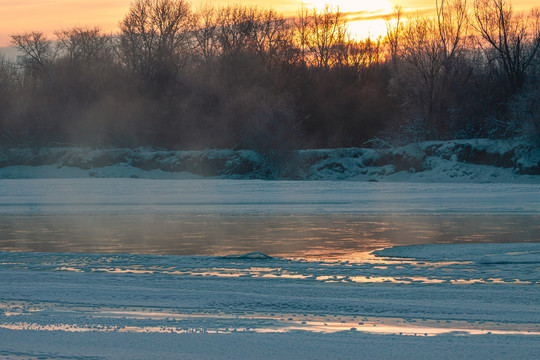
[346,37,383,80]
[252,9,293,68]
[437,0,469,57]
[295,5,349,70]
[11,32,55,74]
[389,0,471,138]
[55,27,112,67]
[196,4,294,73]
[0,55,18,130]
[119,0,194,93]
[193,4,219,63]
[0,55,18,87]
[215,5,258,55]
[385,5,404,65]
[295,4,310,66]
[473,0,540,93]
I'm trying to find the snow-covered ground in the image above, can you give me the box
[1,139,539,182]
[0,243,539,359]
[0,178,539,358]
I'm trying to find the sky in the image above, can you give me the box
[0,0,539,48]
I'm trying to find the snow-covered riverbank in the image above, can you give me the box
[1,139,539,182]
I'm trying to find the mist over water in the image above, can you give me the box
[1,213,539,259]
[1,179,538,260]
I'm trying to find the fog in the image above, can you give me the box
[1,213,539,259]
[1,0,538,155]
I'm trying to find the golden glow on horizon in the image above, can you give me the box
[1,0,539,47]
[0,0,130,47]
[302,0,394,39]
[305,0,393,13]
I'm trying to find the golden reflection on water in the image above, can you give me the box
[1,214,539,259]
[43,262,531,285]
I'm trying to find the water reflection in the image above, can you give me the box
[0,214,538,260]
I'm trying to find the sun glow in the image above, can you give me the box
[305,0,393,13]
[302,0,396,39]
[2,1,540,47]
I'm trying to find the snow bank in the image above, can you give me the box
[0,147,262,179]
[0,139,538,181]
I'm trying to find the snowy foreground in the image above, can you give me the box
[0,179,539,359]
[0,244,539,359]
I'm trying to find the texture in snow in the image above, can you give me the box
[0,243,539,359]
[0,139,539,181]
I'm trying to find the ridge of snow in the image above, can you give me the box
[0,139,538,182]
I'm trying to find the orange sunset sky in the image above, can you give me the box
[0,0,539,48]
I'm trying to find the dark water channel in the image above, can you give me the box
[1,214,538,260]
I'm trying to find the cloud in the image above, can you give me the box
[344,8,435,22]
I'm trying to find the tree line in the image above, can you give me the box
[0,0,539,152]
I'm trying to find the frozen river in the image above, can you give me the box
[0,179,539,259]
[0,179,539,359]
[1,179,539,215]
[0,213,539,260]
